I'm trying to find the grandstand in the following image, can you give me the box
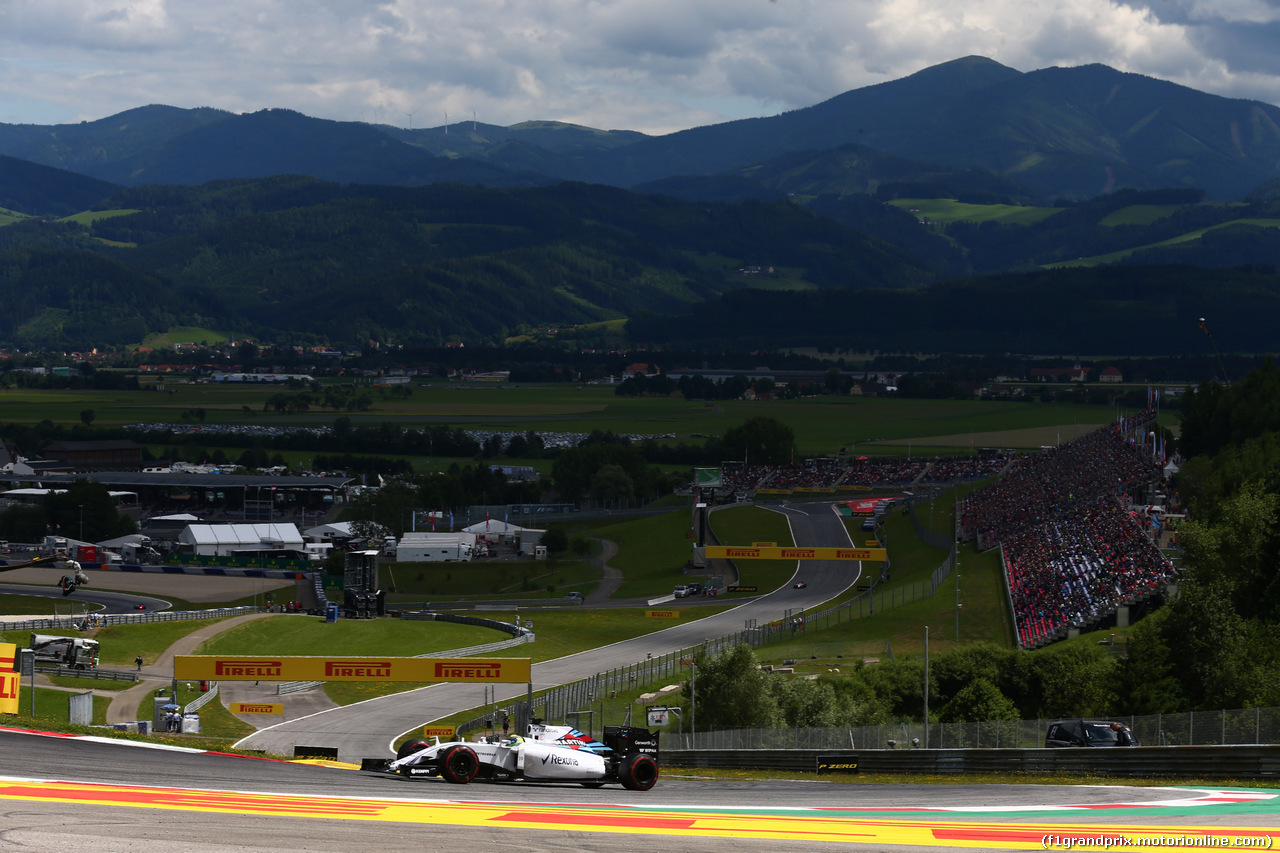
[956,408,1175,649]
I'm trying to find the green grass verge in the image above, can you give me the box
[586,511,700,598]
[3,686,112,724]
[0,592,75,614]
[382,558,600,599]
[195,614,510,657]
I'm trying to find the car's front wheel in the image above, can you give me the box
[397,739,431,760]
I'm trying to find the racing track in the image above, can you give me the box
[1,730,1277,852]
[237,503,858,761]
[0,583,171,615]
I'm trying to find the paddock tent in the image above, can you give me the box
[461,520,544,548]
[396,531,477,561]
[178,523,304,557]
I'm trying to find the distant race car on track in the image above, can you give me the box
[362,720,659,790]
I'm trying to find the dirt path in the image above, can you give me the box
[586,538,623,603]
[105,612,277,725]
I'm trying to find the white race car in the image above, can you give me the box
[363,720,659,790]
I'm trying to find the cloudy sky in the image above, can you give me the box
[2,0,1278,135]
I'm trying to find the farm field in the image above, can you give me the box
[0,382,1126,455]
[1051,217,1280,268]
[888,198,1060,226]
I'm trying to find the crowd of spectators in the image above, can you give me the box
[716,451,1015,495]
[1004,496,1176,648]
[758,458,847,490]
[919,451,1014,483]
[958,409,1162,551]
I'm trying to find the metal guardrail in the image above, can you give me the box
[3,606,262,633]
[36,665,139,683]
[662,744,1280,780]
[185,682,220,713]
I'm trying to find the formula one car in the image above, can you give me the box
[362,720,659,790]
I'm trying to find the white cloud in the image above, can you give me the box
[0,0,1277,133]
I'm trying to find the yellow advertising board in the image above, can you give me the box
[704,545,887,561]
[174,656,532,683]
[231,702,283,715]
[422,726,456,740]
[646,609,679,619]
[0,643,19,714]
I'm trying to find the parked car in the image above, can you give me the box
[685,582,702,596]
[1045,719,1139,747]
[673,585,688,598]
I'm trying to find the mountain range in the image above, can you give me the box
[1,56,1280,355]
[4,56,1280,205]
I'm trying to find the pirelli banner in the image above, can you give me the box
[0,642,19,715]
[703,545,887,562]
[173,656,532,684]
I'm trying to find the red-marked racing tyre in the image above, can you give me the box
[440,745,480,784]
[397,739,432,760]
[618,754,658,791]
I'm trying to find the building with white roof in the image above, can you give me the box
[177,523,304,557]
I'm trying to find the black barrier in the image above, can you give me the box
[294,746,339,760]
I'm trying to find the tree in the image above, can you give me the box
[345,481,417,538]
[79,409,95,426]
[590,463,635,503]
[683,644,782,729]
[721,416,795,465]
[540,527,568,558]
[42,478,137,541]
[938,677,1019,723]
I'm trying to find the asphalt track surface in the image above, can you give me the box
[237,503,858,761]
[1,730,1277,852]
[0,583,172,615]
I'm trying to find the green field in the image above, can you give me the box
[58,208,140,226]
[889,198,1060,226]
[0,383,1120,456]
[138,326,233,349]
[1051,217,1280,268]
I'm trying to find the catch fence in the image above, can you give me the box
[662,706,1280,750]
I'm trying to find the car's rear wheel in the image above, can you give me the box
[618,754,658,791]
[397,739,431,760]
[440,745,479,784]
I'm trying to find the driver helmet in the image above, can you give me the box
[505,735,524,746]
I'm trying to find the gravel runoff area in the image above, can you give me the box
[0,565,296,604]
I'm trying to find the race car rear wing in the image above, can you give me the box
[603,725,659,757]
